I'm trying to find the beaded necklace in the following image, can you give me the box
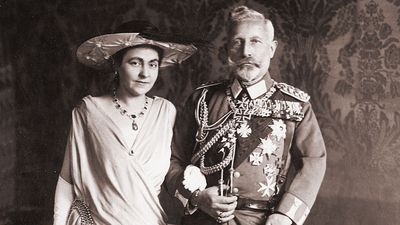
[112,90,149,131]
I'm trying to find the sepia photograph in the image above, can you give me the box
[0,0,399,224]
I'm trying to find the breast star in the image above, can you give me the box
[258,138,277,158]
[269,119,286,141]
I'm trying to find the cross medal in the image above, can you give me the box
[234,109,251,123]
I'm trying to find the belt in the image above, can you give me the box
[236,197,275,211]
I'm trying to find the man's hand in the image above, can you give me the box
[197,185,237,223]
[265,213,292,225]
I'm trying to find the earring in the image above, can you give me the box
[113,71,119,92]
[114,71,119,81]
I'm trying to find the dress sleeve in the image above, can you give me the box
[60,103,87,182]
[61,101,90,194]
[275,102,327,225]
[55,101,87,223]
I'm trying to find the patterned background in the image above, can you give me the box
[0,0,399,224]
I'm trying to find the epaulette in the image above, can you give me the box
[276,82,310,102]
[195,80,227,91]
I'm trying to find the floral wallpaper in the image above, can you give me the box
[1,0,399,224]
[333,0,400,175]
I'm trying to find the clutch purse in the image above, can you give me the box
[67,199,95,225]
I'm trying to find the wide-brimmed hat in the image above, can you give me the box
[76,20,197,69]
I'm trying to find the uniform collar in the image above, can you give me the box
[230,75,274,99]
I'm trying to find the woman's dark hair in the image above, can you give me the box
[111,44,164,67]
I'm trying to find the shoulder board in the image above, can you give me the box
[276,82,310,102]
[195,80,227,90]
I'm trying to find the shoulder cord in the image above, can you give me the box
[191,119,235,165]
[195,88,233,143]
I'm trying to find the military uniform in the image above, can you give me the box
[166,76,326,225]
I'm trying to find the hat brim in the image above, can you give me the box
[76,33,197,69]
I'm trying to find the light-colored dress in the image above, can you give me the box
[65,95,176,225]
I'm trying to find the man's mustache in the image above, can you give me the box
[235,57,260,67]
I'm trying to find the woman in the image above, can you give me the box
[53,20,197,225]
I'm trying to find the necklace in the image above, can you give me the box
[112,91,150,131]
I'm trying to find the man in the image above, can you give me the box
[166,5,326,225]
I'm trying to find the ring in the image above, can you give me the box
[216,217,223,223]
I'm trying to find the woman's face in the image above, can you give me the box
[117,46,160,97]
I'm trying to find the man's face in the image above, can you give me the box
[228,20,277,85]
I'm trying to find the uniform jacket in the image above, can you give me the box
[165,76,326,225]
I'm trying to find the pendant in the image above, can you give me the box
[132,120,138,130]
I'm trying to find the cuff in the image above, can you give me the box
[275,193,310,225]
[174,190,198,215]
[174,189,189,206]
[184,202,199,215]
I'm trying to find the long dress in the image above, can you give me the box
[65,95,176,225]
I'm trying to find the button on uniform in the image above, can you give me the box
[233,187,239,193]
[234,171,241,178]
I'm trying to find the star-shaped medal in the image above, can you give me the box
[257,176,276,197]
[237,122,252,138]
[249,152,263,166]
[269,119,286,141]
[258,138,277,158]
[263,164,276,176]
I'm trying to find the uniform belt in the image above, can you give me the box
[236,197,275,211]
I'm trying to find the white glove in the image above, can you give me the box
[182,165,207,192]
[53,176,74,225]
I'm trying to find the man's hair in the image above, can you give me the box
[227,5,275,41]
